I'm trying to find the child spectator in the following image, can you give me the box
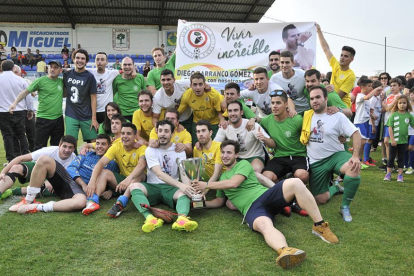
[405,88,414,174]
[384,95,414,182]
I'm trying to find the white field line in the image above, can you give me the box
[0,196,21,217]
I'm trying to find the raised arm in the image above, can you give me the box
[315,23,333,62]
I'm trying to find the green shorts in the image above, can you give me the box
[18,161,36,184]
[237,156,265,165]
[309,151,351,196]
[142,183,179,209]
[113,172,126,184]
[65,116,97,141]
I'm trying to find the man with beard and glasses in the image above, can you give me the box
[64,49,98,143]
[192,140,338,269]
[108,120,198,234]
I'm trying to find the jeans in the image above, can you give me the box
[0,111,29,161]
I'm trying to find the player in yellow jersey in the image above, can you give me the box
[193,120,224,182]
[82,122,147,215]
[133,90,154,142]
[149,108,192,157]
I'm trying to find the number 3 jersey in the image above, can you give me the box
[64,69,97,121]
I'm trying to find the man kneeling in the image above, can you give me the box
[192,140,338,269]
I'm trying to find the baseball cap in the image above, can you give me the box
[48,60,62,67]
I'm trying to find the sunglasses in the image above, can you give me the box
[270,90,286,97]
[380,77,388,80]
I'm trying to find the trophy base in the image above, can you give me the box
[191,196,206,209]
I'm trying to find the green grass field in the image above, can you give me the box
[0,139,413,275]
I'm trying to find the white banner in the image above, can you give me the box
[176,21,316,90]
[0,27,72,52]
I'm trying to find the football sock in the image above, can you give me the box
[328,185,340,198]
[87,193,100,204]
[176,195,191,216]
[363,143,371,162]
[26,186,41,203]
[341,175,361,208]
[12,187,22,195]
[37,201,55,212]
[41,188,53,197]
[117,195,129,207]
[131,189,151,218]
[314,220,325,227]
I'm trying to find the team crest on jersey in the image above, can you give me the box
[205,96,210,102]
[174,136,180,142]
[405,118,410,123]
[133,86,138,91]
[208,153,213,159]
[57,85,62,91]
[340,74,345,79]
[179,24,216,60]
[285,131,291,138]
[132,153,136,159]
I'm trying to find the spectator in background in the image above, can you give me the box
[405,72,412,82]
[63,60,70,69]
[0,44,6,61]
[112,59,121,70]
[17,51,26,66]
[36,58,47,78]
[403,69,414,95]
[61,45,69,60]
[325,72,332,83]
[10,47,18,64]
[321,78,330,86]
[379,72,391,95]
[33,49,42,65]
[143,60,151,78]
[25,48,36,68]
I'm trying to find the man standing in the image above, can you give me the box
[36,57,47,78]
[192,140,338,269]
[303,86,362,222]
[118,120,197,232]
[89,52,120,123]
[146,47,176,94]
[267,51,281,78]
[113,57,146,121]
[215,100,274,173]
[64,49,98,142]
[0,60,30,162]
[316,24,356,108]
[271,51,309,115]
[240,67,284,119]
[112,59,121,70]
[10,61,65,150]
[133,90,154,141]
[279,24,315,70]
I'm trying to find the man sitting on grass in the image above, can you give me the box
[10,135,117,214]
[0,135,77,200]
[192,140,338,269]
[107,120,198,233]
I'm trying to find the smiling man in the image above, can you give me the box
[132,90,155,142]
[64,49,99,143]
[113,57,146,122]
[146,47,176,94]
[12,134,119,214]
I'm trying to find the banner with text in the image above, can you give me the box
[0,27,72,52]
[176,21,316,90]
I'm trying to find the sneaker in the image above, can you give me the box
[368,157,377,163]
[1,189,13,200]
[383,173,391,181]
[405,167,414,174]
[339,206,352,222]
[397,174,404,183]
[172,216,198,232]
[333,180,344,194]
[291,203,308,217]
[107,202,124,218]
[17,203,39,214]
[312,222,339,244]
[361,163,369,170]
[276,247,306,269]
[378,164,387,171]
[142,214,164,233]
[363,160,376,167]
[9,198,38,212]
[82,201,100,216]
[403,166,408,172]
[281,206,291,217]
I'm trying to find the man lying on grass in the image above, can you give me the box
[10,134,118,213]
[192,139,339,269]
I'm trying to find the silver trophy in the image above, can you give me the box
[176,156,207,209]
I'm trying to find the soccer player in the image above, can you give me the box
[221,82,256,122]
[0,135,76,200]
[111,120,198,232]
[146,47,176,94]
[11,135,118,214]
[10,61,65,150]
[113,57,146,121]
[132,90,154,142]
[83,123,147,215]
[64,49,98,142]
[303,86,362,222]
[192,140,338,269]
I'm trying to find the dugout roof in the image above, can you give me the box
[0,0,276,29]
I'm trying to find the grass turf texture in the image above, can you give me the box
[0,138,413,274]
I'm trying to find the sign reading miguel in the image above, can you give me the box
[176,21,316,90]
[0,27,72,51]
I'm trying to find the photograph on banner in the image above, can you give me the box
[0,27,72,52]
[176,21,316,90]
